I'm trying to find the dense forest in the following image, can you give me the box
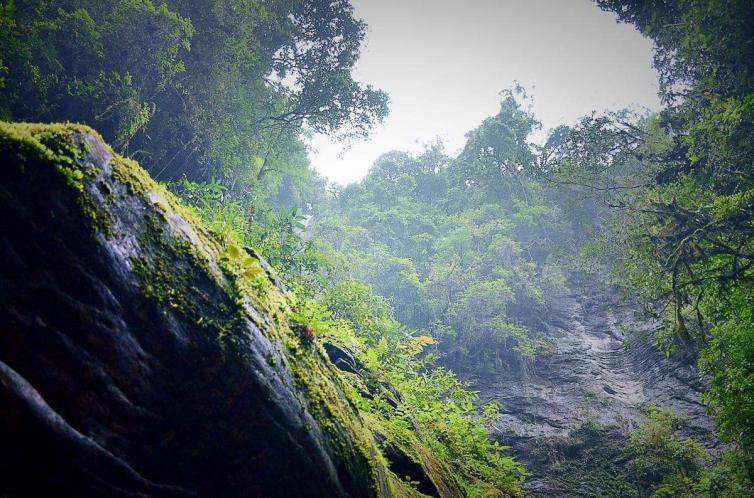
[1,0,753,497]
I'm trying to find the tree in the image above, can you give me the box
[548,0,754,477]
[0,0,388,183]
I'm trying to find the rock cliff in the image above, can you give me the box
[460,282,717,496]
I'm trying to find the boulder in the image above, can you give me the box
[0,123,401,497]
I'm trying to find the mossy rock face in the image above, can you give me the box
[0,122,421,497]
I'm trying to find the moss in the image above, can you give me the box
[386,473,431,498]
[0,122,114,238]
[0,125,242,351]
[108,153,221,252]
[265,351,276,366]
[111,155,151,198]
[105,131,388,488]
[364,411,460,498]
[98,179,115,204]
[130,214,246,354]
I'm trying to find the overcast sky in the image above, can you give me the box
[307,0,661,185]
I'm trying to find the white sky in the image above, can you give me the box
[307,0,661,185]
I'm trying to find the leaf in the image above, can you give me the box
[243,262,264,279]
[400,335,437,353]
[226,244,241,260]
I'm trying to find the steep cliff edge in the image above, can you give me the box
[460,282,718,496]
[0,123,457,498]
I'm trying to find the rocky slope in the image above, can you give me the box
[0,123,457,498]
[460,282,717,496]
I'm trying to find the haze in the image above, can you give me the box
[308,0,661,185]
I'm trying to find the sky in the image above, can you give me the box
[307,0,661,185]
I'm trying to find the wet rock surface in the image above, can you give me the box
[0,124,384,498]
[458,282,717,496]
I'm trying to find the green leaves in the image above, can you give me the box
[226,243,241,260]
[292,270,525,495]
[219,242,266,284]
[0,0,386,185]
[241,257,264,280]
[626,406,710,496]
[573,1,754,483]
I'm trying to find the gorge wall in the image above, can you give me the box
[461,281,718,496]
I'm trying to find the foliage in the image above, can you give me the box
[698,288,754,458]
[626,406,709,497]
[183,177,526,496]
[312,98,572,369]
[539,423,636,497]
[308,281,526,497]
[540,407,752,498]
[533,1,754,481]
[0,0,387,187]
[622,405,752,498]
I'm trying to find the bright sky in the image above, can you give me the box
[307,0,661,185]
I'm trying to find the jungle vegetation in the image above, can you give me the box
[1,0,752,496]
